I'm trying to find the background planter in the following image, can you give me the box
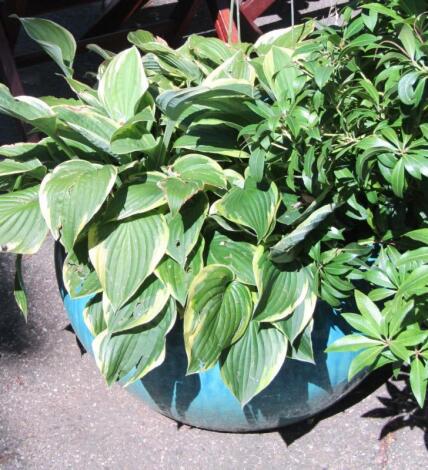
[55,245,367,432]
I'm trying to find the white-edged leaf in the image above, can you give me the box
[18,16,76,76]
[98,47,148,123]
[220,322,287,405]
[40,160,117,252]
[0,185,47,254]
[184,265,252,373]
[93,298,176,385]
[89,212,168,310]
[216,182,279,242]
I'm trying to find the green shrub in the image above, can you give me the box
[0,0,427,406]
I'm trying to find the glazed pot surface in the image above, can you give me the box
[56,246,366,432]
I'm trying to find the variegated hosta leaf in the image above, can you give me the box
[270,203,336,262]
[273,286,317,343]
[184,265,253,373]
[207,231,256,285]
[220,322,288,405]
[0,141,47,158]
[289,320,315,364]
[98,47,149,123]
[18,16,76,77]
[63,250,102,299]
[169,154,227,189]
[110,123,157,155]
[104,275,170,333]
[54,105,119,156]
[0,158,43,177]
[104,172,166,221]
[156,236,205,306]
[253,247,309,322]
[93,298,176,385]
[40,160,117,252]
[0,185,48,254]
[158,177,203,216]
[83,295,106,337]
[216,182,279,242]
[89,212,169,310]
[0,84,57,136]
[167,193,208,265]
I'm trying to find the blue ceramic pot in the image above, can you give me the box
[55,245,366,432]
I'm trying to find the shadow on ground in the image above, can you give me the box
[362,372,428,449]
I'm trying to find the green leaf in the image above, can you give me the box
[289,321,314,364]
[63,250,102,299]
[410,357,427,408]
[405,229,428,245]
[40,160,117,252]
[158,177,203,216]
[93,298,176,385]
[170,154,227,189]
[270,204,336,262]
[348,345,384,380]
[220,322,287,405]
[18,16,76,76]
[253,247,309,322]
[184,265,253,373]
[14,255,28,319]
[398,247,428,266]
[156,236,205,306]
[104,172,166,221]
[361,3,401,20]
[274,288,317,343]
[216,182,279,242]
[105,275,170,333]
[397,266,428,297]
[391,158,405,197]
[0,158,43,177]
[0,185,47,254]
[0,84,57,136]
[326,334,383,353]
[398,24,417,60]
[155,256,188,306]
[398,72,419,105]
[98,47,148,123]
[83,295,106,336]
[89,212,169,310]
[54,105,119,156]
[166,193,208,266]
[207,231,256,285]
[355,290,383,329]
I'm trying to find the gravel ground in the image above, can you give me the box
[1,1,427,468]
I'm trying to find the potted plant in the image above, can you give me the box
[0,0,427,432]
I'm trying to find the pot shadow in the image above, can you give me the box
[362,371,428,449]
[0,253,30,355]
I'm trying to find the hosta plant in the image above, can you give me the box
[1,0,428,407]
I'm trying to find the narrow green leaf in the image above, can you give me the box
[14,255,28,319]
[410,357,427,408]
[405,229,428,245]
[326,334,383,352]
[348,345,384,380]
